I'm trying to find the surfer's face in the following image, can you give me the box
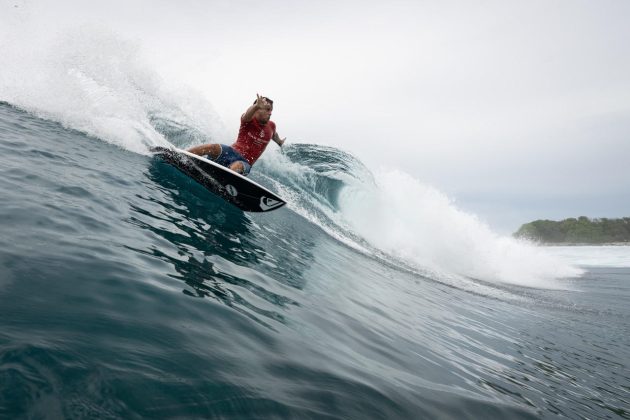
[255,105,272,124]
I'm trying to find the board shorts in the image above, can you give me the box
[207,145,251,176]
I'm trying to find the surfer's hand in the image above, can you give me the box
[255,94,268,109]
[273,131,285,146]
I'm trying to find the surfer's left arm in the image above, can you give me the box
[272,131,285,147]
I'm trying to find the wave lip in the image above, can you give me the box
[260,145,583,289]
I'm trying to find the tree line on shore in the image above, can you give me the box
[513,216,630,244]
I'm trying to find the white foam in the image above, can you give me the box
[541,245,630,268]
[338,169,584,288]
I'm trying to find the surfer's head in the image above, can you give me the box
[254,97,273,124]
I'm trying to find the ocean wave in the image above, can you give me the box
[0,96,621,420]
[0,22,583,290]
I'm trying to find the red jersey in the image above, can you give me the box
[231,118,276,165]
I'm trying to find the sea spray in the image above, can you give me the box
[0,25,226,153]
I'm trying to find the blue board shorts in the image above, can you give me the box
[207,145,251,176]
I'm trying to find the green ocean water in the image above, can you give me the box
[0,102,629,419]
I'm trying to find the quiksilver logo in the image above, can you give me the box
[259,196,284,211]
[225,184,238,197]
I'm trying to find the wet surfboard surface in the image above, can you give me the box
[152,146,286,212]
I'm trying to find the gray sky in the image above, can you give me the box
[4,0,630,232]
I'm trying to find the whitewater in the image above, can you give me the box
[0,28,628,419]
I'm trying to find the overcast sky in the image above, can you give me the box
[3,0,630,232]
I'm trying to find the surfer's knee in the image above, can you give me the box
[230,160,251,175]
[208,144,221,160]
[230,161,245,174]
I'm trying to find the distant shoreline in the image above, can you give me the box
[514,217,630,245]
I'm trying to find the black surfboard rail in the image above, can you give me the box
[151,146,286,213]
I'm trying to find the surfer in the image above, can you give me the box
[187,94,285,175]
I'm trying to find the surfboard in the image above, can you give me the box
[151,146,286,212]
